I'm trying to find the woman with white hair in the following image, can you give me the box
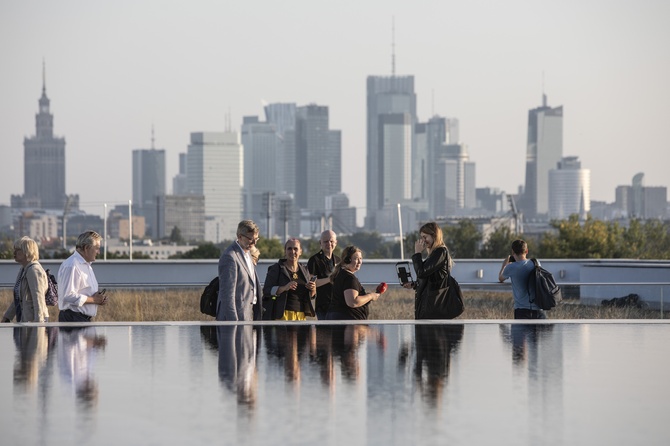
[2,237,49,322]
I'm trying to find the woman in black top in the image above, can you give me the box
[325,245,385,320]
[262,238,316,320]
[406,222,453,319]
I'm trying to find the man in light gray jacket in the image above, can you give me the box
[217,220,263,321]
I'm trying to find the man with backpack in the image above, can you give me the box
[498,239,546,319]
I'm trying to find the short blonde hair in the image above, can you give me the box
[249,246,260,264]
[14,236,39,262]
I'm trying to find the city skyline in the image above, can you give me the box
[1,1,669,224]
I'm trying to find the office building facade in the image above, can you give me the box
[366,75,416,229]
[295,104,341,212]
[132,148,166,238]
[548,156,590,220]
[186,131,242,242]
[522,94,563,219]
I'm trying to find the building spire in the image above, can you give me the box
[42,58,46,94]
[542,71,547,107]
[391,16,396,76]
[151,124,155,149]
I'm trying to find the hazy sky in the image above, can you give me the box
[1,0,669,221]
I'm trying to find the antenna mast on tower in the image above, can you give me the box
[391,16,396,76]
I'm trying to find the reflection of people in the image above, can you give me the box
[325,246,384,320]
[498,239,546,319]
[218,325,258,406]
[413,324,463,406]
[262,325,311,384]
[500,324,554,365]
[307,230,340,320]
[262,238,316,321]
[57,231,108,322]
[58,327,106,408]
[13,326,48,389]
[329,324,386,381]
[2,237,49,323]
[404,222,453,319]
[217,220,263,321]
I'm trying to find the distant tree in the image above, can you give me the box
[443,220,482,259]
[169,226,185,244]
[50,249,72,259]
[301,238,322,259]
[255,237,284,260]
[105,251,153,259]
[0,238,13,259]
[480,225,518,259]
[539,215,617,258]
[622,219,670,259]
[172,242,221,259]
[338,231,400,259]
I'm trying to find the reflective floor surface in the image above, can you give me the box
[1,321,669,446]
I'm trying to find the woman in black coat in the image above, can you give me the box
[262,238,316,320]
[405,222,453,319]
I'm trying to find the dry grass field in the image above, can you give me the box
[0,287,664,322]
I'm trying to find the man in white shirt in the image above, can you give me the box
[57,231,108,322]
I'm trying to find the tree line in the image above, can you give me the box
[2,216,669,260]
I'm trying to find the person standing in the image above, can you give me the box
[262,238,316,321]
[405,222,454,319]
[217,220,263,321]
[325,245,386,320]
[57,231,108,322]
[498,239,546,319]
[2,237,49,323]
[307,230,340,320]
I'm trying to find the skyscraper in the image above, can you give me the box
[522,94,563,219]
[186,131,242,242]
[615,173,668,219]
[172,153,188,195]
[264,103,297,196]
[241,115,280,235]
[132,147,166,238]
[548,156,590,220]
[23,65,66,210]
[366,75,416,229]
[295,104,341,212]
[433,144,476,217]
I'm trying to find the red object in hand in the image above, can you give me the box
[376,282,388,294]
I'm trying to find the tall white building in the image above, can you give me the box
[548,156,590,220]
[522,94,563,218]
[366,75,416,230]
[186,131,242,242]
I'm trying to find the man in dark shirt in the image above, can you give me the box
[307,230,340,320]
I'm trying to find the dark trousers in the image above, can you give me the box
[58,309,92,322]
[514,308,547,320]
[316,310,328,321]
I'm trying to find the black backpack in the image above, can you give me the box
[200,276,219,317]
[527,258,562,310]
[44,269,58,306]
